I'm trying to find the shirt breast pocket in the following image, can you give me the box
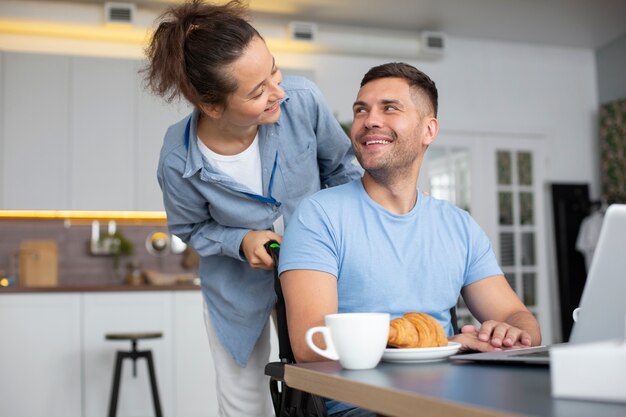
[279,142,320,199]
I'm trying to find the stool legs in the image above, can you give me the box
[108,352,125,417]
[145,350,163,417]
[107,350,163,417]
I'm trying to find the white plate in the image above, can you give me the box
[382,342,462,363]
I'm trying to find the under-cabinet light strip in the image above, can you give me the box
[0,210,167,220]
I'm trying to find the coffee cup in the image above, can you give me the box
[305,312,390,370]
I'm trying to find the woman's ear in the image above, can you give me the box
[199,102,224,119]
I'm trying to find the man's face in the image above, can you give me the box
[350,77,436,178]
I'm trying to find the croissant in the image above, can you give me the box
[387,312,448,348]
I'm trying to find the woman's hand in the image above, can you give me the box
[240,230,282,270]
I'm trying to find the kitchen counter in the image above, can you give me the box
[0,283,200,293]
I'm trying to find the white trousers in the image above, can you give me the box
[203,302,274,417]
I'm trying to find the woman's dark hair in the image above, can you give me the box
[360,62,439,117]
[143,0,261,108]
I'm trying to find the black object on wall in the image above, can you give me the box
[550,183,590,342]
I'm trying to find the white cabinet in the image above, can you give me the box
[133,61,191,211]
[172,291,218,417]
[83,292,174,417]
[70,57,136,210]
[0,290,216,417]
[0,294,82,417]
[0,52,191,211]
[0,51,4,209]
[1,52,70,209]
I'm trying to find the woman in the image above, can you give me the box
[143,1,361,416]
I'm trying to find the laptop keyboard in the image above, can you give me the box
[512,350,550,358]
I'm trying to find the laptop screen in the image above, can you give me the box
[569,204,626,344]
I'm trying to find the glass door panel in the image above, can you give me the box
[496,149,539,314]
[423,146,471,212]
[420,136,549,341]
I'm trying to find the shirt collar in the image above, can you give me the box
[182,108,204,178]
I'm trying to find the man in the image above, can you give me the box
[278,63,541,417]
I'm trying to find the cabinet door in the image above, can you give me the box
[0,294,81,417]
[2,52,70,209]
[172,291,218,417]
[83,292,173,417]
[0,52,3,208]
[133,61,191,211]
[70,57,135,210]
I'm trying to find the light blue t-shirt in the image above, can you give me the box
[280,179,503,336]
[279,179,503,414]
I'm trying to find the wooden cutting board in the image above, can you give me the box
[19,240,58,287]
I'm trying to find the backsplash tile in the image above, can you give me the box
[0,219,196,286]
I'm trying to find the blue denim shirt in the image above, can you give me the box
[157,76,362,366]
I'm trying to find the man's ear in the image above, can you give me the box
[423,117,439,146]
[199,102,224,119]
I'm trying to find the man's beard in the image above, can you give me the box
[354,140,420,185]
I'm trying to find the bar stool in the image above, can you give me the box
[105,331,163,417]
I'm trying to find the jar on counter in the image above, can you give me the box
[126,261,144,286]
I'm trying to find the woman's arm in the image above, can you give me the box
[159,158,280,268]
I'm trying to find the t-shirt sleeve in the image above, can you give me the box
[464,215,503,285]
[278,197,339,278]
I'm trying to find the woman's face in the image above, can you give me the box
[221,36,285,127]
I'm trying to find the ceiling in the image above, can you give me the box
[37,0,626,49]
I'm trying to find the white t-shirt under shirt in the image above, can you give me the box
[197,134,263,195]
[197,133,285,235]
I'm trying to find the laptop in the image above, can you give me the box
[450,204,626,365]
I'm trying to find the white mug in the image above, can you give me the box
[572,307,581,323]
[305,312,390,370]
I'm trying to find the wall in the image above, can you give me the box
[274,40,600,197]
[596,32,626,105]
[0,1,602,200]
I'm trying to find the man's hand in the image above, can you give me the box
[450,330,501,353]
[240,230,282,270]
[451,322,533,353]
[468,320,533,348]
[460,276,541,349]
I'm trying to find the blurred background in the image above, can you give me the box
[0,1,625,416]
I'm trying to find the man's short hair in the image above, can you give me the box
[360,62,438,117]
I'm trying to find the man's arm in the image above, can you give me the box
[281,269,338,363]
[452,275,542,352]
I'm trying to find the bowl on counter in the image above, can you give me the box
[143,269,199,286]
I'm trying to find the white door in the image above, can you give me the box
[420,131,552,343]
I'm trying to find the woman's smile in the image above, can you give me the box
[264,101,281,113]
